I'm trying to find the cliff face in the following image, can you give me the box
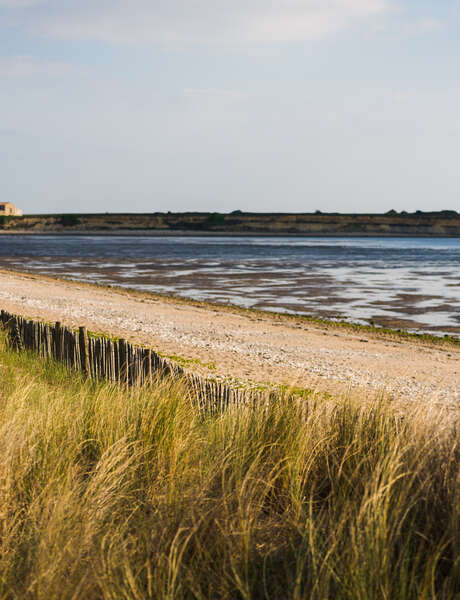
[1,211,459,236]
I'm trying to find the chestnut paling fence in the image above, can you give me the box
[0,309,271,411]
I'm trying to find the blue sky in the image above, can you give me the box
[1,0,459,214]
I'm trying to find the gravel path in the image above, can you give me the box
[0,269,458,409]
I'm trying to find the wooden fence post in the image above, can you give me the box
[79,327,88,374]
[11,317,22,352]
[113,340,120,382]
[54,322,62,361]
[119,339,127,385]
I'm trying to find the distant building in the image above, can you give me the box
[0,202,23,216]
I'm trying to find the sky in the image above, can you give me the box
[1,0,460,215]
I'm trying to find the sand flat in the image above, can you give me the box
[0,269,458,408]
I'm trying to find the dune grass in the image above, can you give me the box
[0,334,458,599]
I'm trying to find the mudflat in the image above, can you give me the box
[0,269,458,409]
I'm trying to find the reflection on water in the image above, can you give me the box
[0,235,459,336]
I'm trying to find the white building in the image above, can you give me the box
[0,202,23,216]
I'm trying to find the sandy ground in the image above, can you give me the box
[0,269,458,409]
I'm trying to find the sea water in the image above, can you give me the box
[0,235,458,337]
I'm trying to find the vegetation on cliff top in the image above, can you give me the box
[1,210,460,235]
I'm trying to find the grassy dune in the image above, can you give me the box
[0,334,458,599]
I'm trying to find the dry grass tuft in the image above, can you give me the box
[0,334,458,599]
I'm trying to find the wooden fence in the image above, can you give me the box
[0,310,268,411]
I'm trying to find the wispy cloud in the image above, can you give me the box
[0,55,75,77]
[0,0,42,7]
[5,0,393,45]
[405,17,444,35]
[182,88,246,101]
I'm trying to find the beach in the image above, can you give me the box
[1,234,460,336]
[0,268,458,409]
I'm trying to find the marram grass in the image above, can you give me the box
[0,335,458,599]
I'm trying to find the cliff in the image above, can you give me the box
[1,210,459,236]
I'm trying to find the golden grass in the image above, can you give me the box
[0,335,458,599]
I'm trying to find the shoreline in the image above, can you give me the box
[1,229,460,238]
[0,267,458,408]
[0,266,458,347]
